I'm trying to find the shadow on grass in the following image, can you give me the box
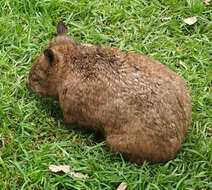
[31,94,106,144]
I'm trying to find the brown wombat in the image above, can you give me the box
[27,21,192,164]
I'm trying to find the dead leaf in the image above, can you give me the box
[183,17,197,25]
[70,172,87,179]
[49,165,70,173]
[204,0,211,5]
[179,60,188,70]
[49,165,87,179]
[117,181,127,190]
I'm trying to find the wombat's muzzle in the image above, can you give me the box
[26,80,32,93]
[26,76,34,93]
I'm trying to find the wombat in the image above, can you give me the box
[27,21,192,164]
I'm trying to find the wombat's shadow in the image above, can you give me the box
[34,96,105,143]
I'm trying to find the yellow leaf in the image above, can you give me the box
[70,172,87,179]
[183,17,197,25]
[49,165,70,173]
[117,181,127,190]
[204,0,211,5]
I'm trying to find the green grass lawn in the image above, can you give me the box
[0,0,211,189]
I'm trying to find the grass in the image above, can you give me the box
[0,0,211,189]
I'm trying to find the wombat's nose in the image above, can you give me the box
[26,80,30,90]
[26,80,32,93]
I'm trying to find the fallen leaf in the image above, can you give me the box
[49,165,87,179]
[179,60,188,70]
[49,165,70,173]
[183,17,197,25]
[204,0,211,5]
[117,181,127,190]
[70,172,87,179]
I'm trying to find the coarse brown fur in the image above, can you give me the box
[27,21,192,164]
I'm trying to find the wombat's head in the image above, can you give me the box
[27,21,73,99]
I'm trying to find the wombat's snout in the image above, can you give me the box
[26,80,31,92]
[26,76,33,93]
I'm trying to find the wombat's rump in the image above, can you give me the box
[27,21,192,164]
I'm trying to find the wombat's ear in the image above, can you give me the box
[44,48,55,67]
[57,21,68,36]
